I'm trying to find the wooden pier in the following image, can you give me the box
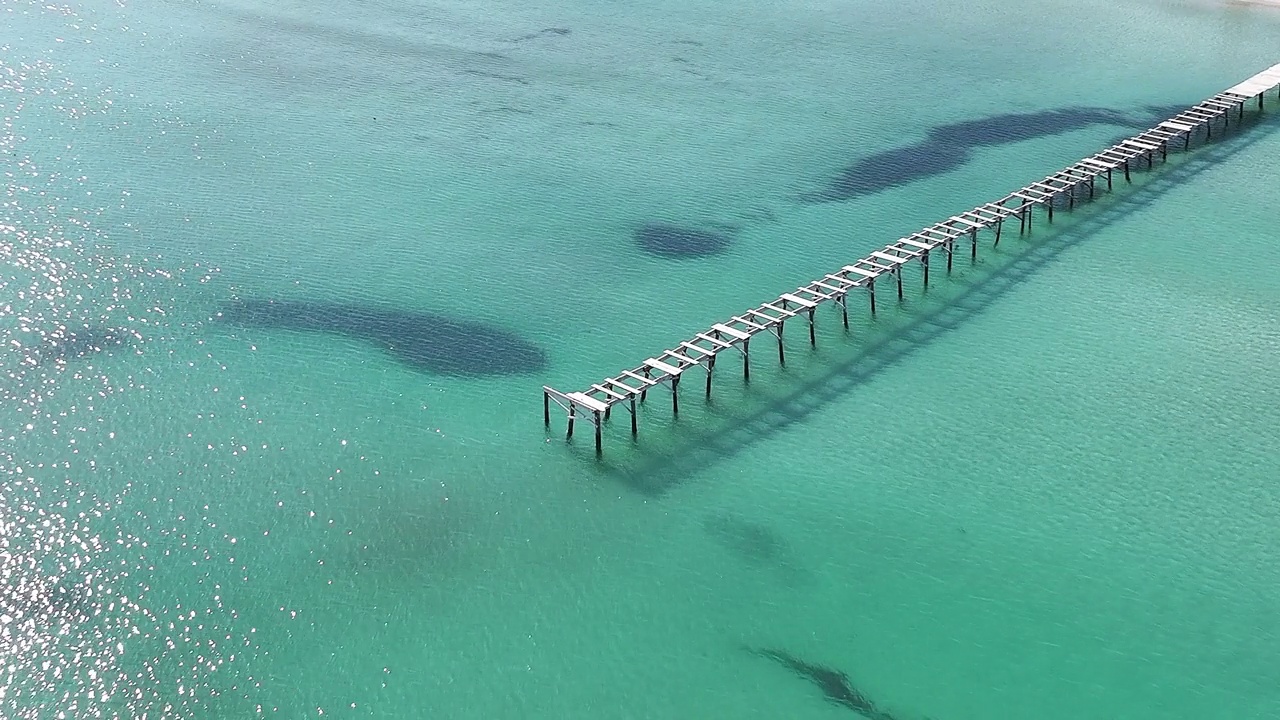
[544,64,1280,454]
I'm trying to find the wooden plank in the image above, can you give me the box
[603,379,641,396]
[1096,149,1136,161]
[877,247,918,260]
[899,237,934,250]
[923,225,964,237]
[660,350,700,366]
[956,212,991,225]
[1159,120,1195,132]
[1121,139,1161,151]
[1079,157,1116,170]
[643,358,684,376]
[731,315,767,330]
[619,369,659,386]
[1176,109,1217,120]
[695,332,734,349]
[979,203,1021,218]
[809,278,848,294]
[948,215,985,230]
[745,308,785,324]
[568,392,609,413]
[825,273,864,288]
[758,303,798,318]
[1198,98,1237,110]
[870,251,909,265]
[788,288,825,303]
[680,341,716,357]
[842,265,880,279]
[592,383,628,400]
[780,292,818,309]
[1010,190,1047,203]
[711,323,752,341]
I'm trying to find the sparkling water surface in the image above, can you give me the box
[4,0,1280,718]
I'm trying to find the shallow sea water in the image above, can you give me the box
[3,0,1280,718]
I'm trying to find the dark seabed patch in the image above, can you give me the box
[9,325,133,369]
[0,576,94,627]
[702,512,786,565]
[219,299,547,376]
[510,27,571,43]
[805,104,1189,202]
[635,222,735,258]
[747,647,902,720]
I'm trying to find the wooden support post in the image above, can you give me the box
[1088,176,1095,199]
[807,309,816,346]
[566,404,576,440]
[1260,93,1265,112]
[604,404,611,421]
[671,377,680,416]
[922,250,930,288]
[594,411,602,455]
[1019,206,1026,235]
[1183,132,1190,151]
[743,339,751,381]
[641,369,650,402]
[776,322,786,365]
[1106,168,1113,190]
[1067,186,1075,211]
[705,356,715,399]
[1123,159,1131,183]
[630,397,637,436]
[972,230,979,259]
[995,218,1003,244]
[1160,141,1167,162]
[1239,103,1244,122]
[1047,198,1054,223]
[868,279,877,315]
[895,269,903,301]
[544,391,550,426]
[840,295,849,328]
[1206,121,1212,141]
[946,242,954,273]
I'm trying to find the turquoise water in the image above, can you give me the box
[4,0,1280,718]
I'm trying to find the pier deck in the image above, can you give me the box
[544,63,1280,454]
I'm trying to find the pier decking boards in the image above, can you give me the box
[544,64,1280,455]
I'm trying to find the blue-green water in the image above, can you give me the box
[4,0,1280,718]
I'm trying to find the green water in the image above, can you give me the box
[3,0,1280,718]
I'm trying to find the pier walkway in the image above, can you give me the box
[544,63,1280,454]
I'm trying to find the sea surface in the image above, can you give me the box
[3,0,1280,718]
